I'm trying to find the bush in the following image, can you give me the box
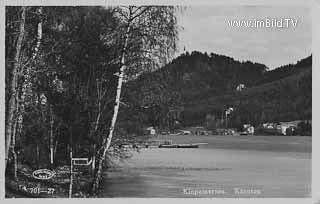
[296,121,311,136]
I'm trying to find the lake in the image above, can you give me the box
[99,135,311,198]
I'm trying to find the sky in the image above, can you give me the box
[176,6,311,69]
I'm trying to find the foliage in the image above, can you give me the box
[5,6,179,168]
[125,52,311,132]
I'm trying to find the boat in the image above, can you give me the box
[177,144,199,148]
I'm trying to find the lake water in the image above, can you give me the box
[99,135,311,198]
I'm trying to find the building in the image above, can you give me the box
[189,126,209,135]
[179,130,192,135]
[261,121,300,135]
[236,84,246,91]
[243,124,254,135]
[145,127,156,136]
[213,128,236,135]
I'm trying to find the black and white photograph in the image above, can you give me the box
[3,0,314,200]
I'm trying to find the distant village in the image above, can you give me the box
[145,119,311,137]
[143,83,311,137]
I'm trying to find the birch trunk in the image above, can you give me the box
[50,105,54,165]
[11,85,20,181]
[69,148,73,198]
[54,139,58,155]
[5,7,26,169]
[92,20,132,193]
[92,144,96,173]
[11,119,18,181]
[36,144,40,168]
[17,6,42,137]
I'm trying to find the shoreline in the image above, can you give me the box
[5,135,311,198]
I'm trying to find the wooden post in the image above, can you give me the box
[225,112,228,128]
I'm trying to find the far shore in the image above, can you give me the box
[146,134,311,153]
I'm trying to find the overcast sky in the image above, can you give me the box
[177,6,311,69]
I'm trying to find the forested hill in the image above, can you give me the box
[122,51,311,131]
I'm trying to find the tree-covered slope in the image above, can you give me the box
[122,51,312,131]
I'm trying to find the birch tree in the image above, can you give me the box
[92,5,179,192]
[17,7,43,135]
[5,7,27,169]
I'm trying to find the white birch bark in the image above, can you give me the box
[18,7,43,134]
[92,17,132,192]
[50,106,54,164]
[69,148,73,198]
[11,119,18,180]
[5,7,26,168]
[11,85,20,180]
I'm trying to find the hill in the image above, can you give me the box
[120,51,312,133]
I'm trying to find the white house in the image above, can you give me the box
[243,124,254,134]
[236,84,246,91]
[146,127,156,135]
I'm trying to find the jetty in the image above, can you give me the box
[120,140,208,149]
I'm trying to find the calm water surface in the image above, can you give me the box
[99,135,311,198]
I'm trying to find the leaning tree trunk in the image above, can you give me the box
[11,125,18,181]
[11,85,21,181]
[92,20,132,193]
[11,110,18,181]
[5,7,26,169]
